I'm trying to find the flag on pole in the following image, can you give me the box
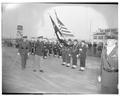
[49,14,68,46]
[54,10,74,37]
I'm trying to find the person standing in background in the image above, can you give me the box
[98,31,118,94]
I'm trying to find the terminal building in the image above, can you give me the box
[91,28,118,44]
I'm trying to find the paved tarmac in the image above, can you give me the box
[2,47,101,94]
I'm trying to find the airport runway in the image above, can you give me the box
[2,47,101,94]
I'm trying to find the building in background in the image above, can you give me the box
[91,28,118,44]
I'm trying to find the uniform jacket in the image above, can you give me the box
[78,45,87,58]
[101,45,118,71]
[35,41,44,56]
[100,45,118,91]
[72,44,79,55]
[66,44,73,56]
[18,40,30,56]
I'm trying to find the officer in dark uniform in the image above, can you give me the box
[17,36,30,70]
[34,36,44,72]
[61,40,67,65]
[53,41,58,56]
[97,42,103,57]
[98,31,118,94]
[56,41,62,58]
[29,37,36,55]
[93,42,97,56]
[71,39,79,69]
[48,41,53,56]
[43,38,48,59]
[66,39,73,67]
[78,40,87,71]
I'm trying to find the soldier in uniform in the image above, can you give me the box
[43,38,48,59]
[48,41,53,56]
[17,36,30,70]
[29,37,36,55]
[56,41,62,58]
[53,41,58,56]
[61,40,67,65]
[71,39,79,69]
[34,36,44,72]
[98,31,118,94]
[66,39,73,67]
[93,42,97,56]
[78,41,87,71]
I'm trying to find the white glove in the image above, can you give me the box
[28,53,30,56]
[17,53,20,55]
[79,48,82,51]
[76,54,79,58]
[98,75,101,82]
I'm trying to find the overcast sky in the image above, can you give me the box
[2,3,118,40]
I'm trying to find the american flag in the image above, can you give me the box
[54,10,74,37]
[49,14,68,46]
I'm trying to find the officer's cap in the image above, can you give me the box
[81,40,85,43]
[73,39,78,42]
[38,36,43,39]
[22,36,27,38]
[68,39,72,41]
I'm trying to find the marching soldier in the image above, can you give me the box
[53,41,58,56]
[56,41,62,58]
[29,37,36,55]
[66,39,73,67]
[34,36,44,72]
[98,31,118,94]
[43,39,48,59]
[71,39,79,69]
[78,41,87,71]
[93,42,97,56]
[61,40,67,65]
[48,41,53,56]
[17,36,30,70]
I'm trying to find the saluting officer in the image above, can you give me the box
[66,39,73,67]
[71,39,79,69]
[34,36,44,72]
[17,36,30,70]
[98,31,118,94]
[78,40,87,71]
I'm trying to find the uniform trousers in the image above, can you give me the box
[72,54,77,65]
[21,54,28,69]
[80,56,86,67]
[34,55,43,70]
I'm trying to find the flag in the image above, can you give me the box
[54,10,74,37]
[49,14,68,46]
[49,15,62,40]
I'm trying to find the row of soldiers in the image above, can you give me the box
[17,36,88,71]
[9,30,119,93]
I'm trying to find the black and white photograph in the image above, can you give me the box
[1,2,118,94]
